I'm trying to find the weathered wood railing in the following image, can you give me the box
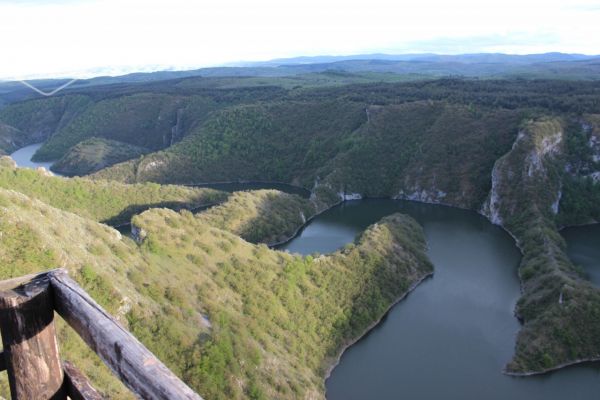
[0,269,204,400]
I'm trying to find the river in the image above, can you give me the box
[279,199,600,400]
[563,224,600,287]
[9,143,55,171]
[10,146,600,398]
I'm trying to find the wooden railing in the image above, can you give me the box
[0,269,204,400]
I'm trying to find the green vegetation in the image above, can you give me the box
[2,75,600,378]
[31,93,204,160]
[93,100,366,185]
[556,114,600,226]
[0,95,92,153]
[481,118,600,373]
[52,137,150,176]
[557,176,600,226]
[319,102,522,208]
[90,83,600,375]
[0,156,226,225]
[0,122,24,154]
[0,187,432,399]
[93,100,521,211]
[197,189,317,244]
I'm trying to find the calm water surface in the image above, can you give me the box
[279,199,600,400]
[11,145,599,397]
[9,143,55,171]
[563,224,600,286]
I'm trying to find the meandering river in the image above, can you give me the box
[279,200,600,400]
[10,146,600,398]
[9,143,55,171]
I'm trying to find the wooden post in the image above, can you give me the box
[0,273,66,400]
[0,351,7,371]
[63,361,103,400]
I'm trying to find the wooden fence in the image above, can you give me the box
[0,269,204,400]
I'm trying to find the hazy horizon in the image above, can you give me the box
[1,51,599,82]
[2,0,600,80]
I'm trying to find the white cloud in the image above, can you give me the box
[0,0,599,79]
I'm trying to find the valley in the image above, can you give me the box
[2,65,600,399]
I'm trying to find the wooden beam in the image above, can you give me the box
[0,351,6,372]
[0,273,66,400]
[48,269,203,400]
[63,361,103,400]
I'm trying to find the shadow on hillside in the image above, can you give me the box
[234,191,313,244]
[103,200,219,228]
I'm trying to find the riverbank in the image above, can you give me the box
[279,190,600,380]
[504,356,600,377]
[323,271,434,382]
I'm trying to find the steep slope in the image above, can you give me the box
[0,122,23,155]
[318,102,522,208]
[93,99,367,185]
[31,93,217,161]
[555,114,600,226]
[93,100,521,209]
[0,156,226,225]
[196,189,318,245]
[4,77,600,377]
[0,187,433,399]
[52,137,150,176]
[0,95,92,153]
[0,189,143,398]
[481,118,600,373]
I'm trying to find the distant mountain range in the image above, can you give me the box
[2,52,600,106]
[240,52,598,66]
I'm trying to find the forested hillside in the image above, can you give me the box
[196,189,318,245]
[2,75,600,378]
[0,156,226,225]
[0,186,432,399]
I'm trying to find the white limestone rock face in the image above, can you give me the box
[481,161,504,225]
[140,158,166,173]
[395,187,447,205]
[338,192,362,201]
[36,166,54,177]
[481,122,564,226]
[131,224,147,244]
[0,156,17,169]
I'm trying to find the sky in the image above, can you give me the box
[1,0,599,80]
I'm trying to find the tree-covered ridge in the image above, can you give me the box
[481,118,600,373]
[0,187,433,399]
[0,156,226,225]
[0,95,92,151]
[0,85,287,163]
[93,99,367,185]
[92,99,522,207]
[129,208,432,399]
[0,122,23,155]
[318,102,523,208]
[51,137,150,176]
[4,77,600,171]
[3,76,600,376]
[196,189,317,245]
[30,93,218,161]
[556,114,600,226]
